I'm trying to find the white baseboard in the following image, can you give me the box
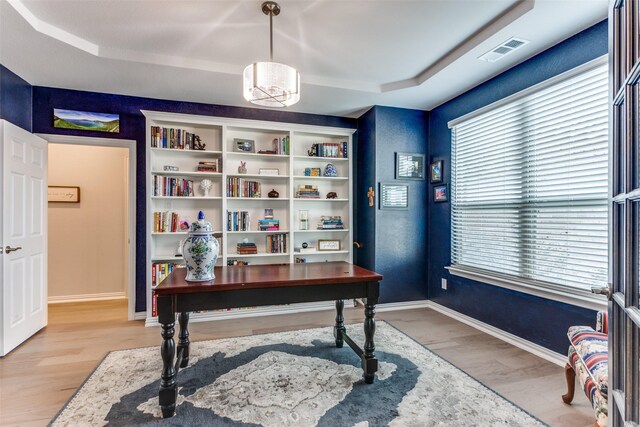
[48,292,127,304]
[133,312,147,320]
[427,301,565,367]
[376,300,430,312]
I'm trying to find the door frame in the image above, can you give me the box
[39,134,137,321]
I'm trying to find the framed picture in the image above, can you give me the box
[318,239,341,251]
[379,182,409,210]
[259,168,279,176]
[429,160,443,183]
[434,184,448,203]
[48,186,81,203]
[53,109,119,133]
[396,152,425,180]
[233,138,255,153]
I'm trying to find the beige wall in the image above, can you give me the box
[48,144,129,299]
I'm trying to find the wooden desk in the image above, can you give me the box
[155,261,383,418]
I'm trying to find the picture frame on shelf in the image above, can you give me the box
[379,182,408,210]
[318,239,341,251]
[434,184,448,203]
[429,160,443,183]
[259,168,279,176]
[395,152,425,180]
[48,186,81,203]
[233,138,255,153]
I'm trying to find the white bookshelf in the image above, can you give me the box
[144,111,354,324]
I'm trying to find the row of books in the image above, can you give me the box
[258,219,280,231]
[310,142,348,158]
[197,160,220,173]
[318,215,344,229]
[258,136,290,155]
[151,262,183,316]
[153,176,195,197]
[295,184,320,199]
[237,242,257,254]
[153,211,179,233]
[227,210,250,231]
[227,178,261,198]
[227,260,250,266]
[151,126,201,150]
[266,234,287,253]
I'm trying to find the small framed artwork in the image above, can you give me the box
[318,239,341,251]
[48,186,81,203]
[429,160,443,184]
[259,168,279,176]
[233,138,255,153]
[53,109,119,133]
[380,182,409,210]
[396,152,425,180]
[434,184,448,203]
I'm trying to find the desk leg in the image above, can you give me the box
[334,300,345,348]
[178,312,190,368]
[363,300,378,384]
[159,296,177,418]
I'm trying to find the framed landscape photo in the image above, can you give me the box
[318,239,341,251]
[233,138,255,153]
[433,184,448,203]
[396,152,425,180]
[380,182,409,210]
[429,160,443,183]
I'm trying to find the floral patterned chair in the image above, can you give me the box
[562,311,608,427]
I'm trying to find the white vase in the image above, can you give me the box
[182,211,219,282]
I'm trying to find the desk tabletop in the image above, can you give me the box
[155,261,383,295]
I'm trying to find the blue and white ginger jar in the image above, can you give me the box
[324,163,337,177]
[183,211,219,282]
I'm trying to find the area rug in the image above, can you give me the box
[50,322,546,426]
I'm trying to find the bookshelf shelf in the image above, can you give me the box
[144,110,354,323]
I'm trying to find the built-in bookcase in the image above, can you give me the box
[144,111,354,324]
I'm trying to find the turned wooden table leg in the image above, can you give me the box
[334,300,346,348]
[158,296,177,418]
[562,362,576,404]
[363,298,378,384]
[177,312,190,368]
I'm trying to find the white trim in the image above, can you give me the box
[448,55,608,128]
[48,292,126,304]
[133,312,147,321]
[447,265,607,311]
[39,134,137,321]
[375,300,430,312]
[427,301,566,367]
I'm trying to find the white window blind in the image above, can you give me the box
[451,61,608,293]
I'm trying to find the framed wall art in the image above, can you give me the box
[379,182,409,210]
[48,186,81,203]
[396,152,425,180]
[434,184,448,203]
[429,160,443,183]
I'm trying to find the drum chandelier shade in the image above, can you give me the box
[243,2,300,107]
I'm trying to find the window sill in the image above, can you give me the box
[445,265,607,311]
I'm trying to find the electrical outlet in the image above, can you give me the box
[441,278,448,290]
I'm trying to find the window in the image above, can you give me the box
[449,59,608,298]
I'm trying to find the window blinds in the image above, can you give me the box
[451,62,608,293]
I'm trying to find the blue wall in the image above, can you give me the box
[427,20,608,354]
[31,87,356,313]
[0,65,32,131]
[357,106,429,303]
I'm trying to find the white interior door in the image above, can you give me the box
[0,120,47,356]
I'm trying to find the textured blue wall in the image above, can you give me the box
[357,106,429,303]
[0,65,32,131]
[31,87,356,313]
[428,20,608,353]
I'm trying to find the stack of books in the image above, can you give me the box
[317,216,344,229]
[237,242,257,254]
[197,160,219,173]
[258,219,280,231]
[295,184,320,199]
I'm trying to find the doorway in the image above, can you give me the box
[41,134,136,320]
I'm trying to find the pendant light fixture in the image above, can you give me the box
[243,1,300,107]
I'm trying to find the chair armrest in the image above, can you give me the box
[596,311,608,334]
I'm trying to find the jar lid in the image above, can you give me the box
[189,211,213,234]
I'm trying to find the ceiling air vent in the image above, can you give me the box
[478,37,530,63]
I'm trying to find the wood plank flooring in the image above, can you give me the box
[0,300,594,426]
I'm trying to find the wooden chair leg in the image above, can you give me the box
[562,363,576,404]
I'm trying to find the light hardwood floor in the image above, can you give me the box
[0,300,594,426]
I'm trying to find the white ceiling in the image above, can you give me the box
[0,0,608,117]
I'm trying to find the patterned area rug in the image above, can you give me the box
[51,322,546,426]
